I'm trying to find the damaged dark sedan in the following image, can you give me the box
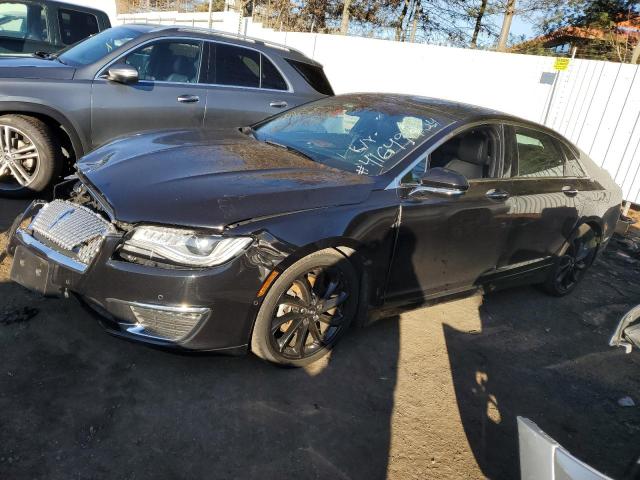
[7,94,623,366]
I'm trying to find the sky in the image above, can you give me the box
[65,0,541,44]
[511,16,537,38]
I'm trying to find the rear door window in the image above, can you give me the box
[205,43,289,90]
[58,8,99,45]
[514,127,564,177]
[213,43,260,88]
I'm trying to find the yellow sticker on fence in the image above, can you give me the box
[554,58,570,71]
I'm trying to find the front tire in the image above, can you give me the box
[251,249,359,367]
[0,115,61,198]
[542,225,598,296]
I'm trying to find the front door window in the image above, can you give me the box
[124,40,203,84]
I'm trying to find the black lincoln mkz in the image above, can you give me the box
[8,94,622,366]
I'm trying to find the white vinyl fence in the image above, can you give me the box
[118,12,640,202]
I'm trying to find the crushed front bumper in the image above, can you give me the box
[8,202,262,353]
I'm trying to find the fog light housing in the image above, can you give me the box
[127,303,211,342]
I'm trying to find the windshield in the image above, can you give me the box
[58,26,146,66]
[254,96,448,176]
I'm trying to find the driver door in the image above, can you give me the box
[385,124,512,304]
[91,39,206,149]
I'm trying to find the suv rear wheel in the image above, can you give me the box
[0,115,61,198]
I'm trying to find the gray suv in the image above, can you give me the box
[0,24,334,196]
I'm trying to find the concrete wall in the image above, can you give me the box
[118,12,640,202]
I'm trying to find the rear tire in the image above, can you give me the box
[251,249,359,367]
[542,225,598,296]
[0,115,61,198]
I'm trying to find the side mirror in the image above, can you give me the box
[105,64,139,84]
[409,167,469,198]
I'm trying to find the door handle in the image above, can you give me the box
[269,101,288,108]
[562,185,579,197]
[486,189,510,200]
[177,94,199,103]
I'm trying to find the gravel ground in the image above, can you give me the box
[1,199,640,480]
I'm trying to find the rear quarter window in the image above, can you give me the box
[261,55,287,90]
[286,59,334,96]
[560,142,586,177]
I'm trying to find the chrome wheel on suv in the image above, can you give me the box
[0,115,60,197]
[0,125,41,190]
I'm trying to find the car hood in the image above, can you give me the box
[77,129,375,230]
[0,56,75,80]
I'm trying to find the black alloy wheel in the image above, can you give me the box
[251,249,359,366]
[544,225,598,296]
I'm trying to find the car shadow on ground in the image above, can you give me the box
[445,247,640,479]
[0,274,402,479]
[0,198,404,479]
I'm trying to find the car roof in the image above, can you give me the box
[128,24,322,67]
[336,93,570,141]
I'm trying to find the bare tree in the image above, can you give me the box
[496,0,516,50]
[340,0,353,34]
[471,0,489,47]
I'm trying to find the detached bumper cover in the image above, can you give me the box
[8,202,263,352]
[518,417,612,480]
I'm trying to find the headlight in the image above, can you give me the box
[120,226,252,267]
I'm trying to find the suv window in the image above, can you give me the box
[124,40,202,83]
[214,43,260,87]
[286,59,334,96]
[515,127,564,177]
[58,8,98,45]
[59,26,143,67]
[261,55,287,90]
[205,43,288,90]
[0,2,48,41]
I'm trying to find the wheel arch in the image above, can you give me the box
[248,236,377,343]
[0,102,86,162]
[558,217,604,257]
[582,218,604,242]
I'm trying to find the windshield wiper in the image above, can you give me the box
[33,51,54,59]
[263,139,315,163]
[240,126,255,138]
[33,51,63,62]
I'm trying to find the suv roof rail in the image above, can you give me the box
[130,24,320,66]
[169,25,309,57]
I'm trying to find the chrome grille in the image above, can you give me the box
[28,200,113,265]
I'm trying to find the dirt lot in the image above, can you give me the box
[1,199,640,480]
